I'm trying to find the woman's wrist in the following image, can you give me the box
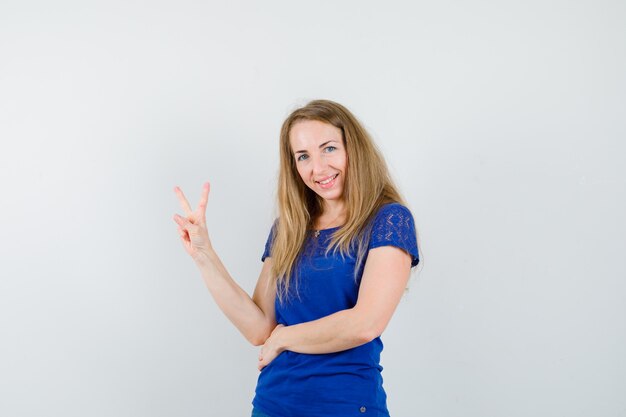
[192,247,217,268]
[270,324,288,352]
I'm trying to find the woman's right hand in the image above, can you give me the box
[173,182,213,262]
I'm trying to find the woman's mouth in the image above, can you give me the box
[315,174,339,189]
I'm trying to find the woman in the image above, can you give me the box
[173,99,420,417]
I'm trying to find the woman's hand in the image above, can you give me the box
[258,324,285,371]
[173,182,213,262]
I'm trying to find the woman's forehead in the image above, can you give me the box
[289,120,342,148]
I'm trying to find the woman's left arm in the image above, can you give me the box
[258,245,413,370]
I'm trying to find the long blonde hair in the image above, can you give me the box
[270,99,408,302]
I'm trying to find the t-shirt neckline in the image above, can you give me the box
[312,225,343,233]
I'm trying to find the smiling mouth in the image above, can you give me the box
[315,174,339,185]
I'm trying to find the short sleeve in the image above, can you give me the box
[368,203,420,267]
[261,220,277,262]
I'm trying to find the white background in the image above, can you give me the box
[1,1,624,416]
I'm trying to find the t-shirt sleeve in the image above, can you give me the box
[261,220,277,262]
[368,203,420,267]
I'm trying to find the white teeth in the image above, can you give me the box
[318,174,338,185]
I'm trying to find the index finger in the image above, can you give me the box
[173,186,193,217]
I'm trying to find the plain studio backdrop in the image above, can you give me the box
[0,1,624,416]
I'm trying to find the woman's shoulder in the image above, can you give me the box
[370,201,414,223]
[367,201,419,266]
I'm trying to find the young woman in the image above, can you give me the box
[173,100,420,417]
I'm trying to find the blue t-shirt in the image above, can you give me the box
[252,203,419,417]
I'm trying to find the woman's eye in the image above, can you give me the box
[324,146,336,153]
[297,154,309,162]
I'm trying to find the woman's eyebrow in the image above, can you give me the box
[294,140,337,154]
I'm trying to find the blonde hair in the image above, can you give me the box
[270,99,408,302]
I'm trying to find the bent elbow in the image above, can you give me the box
[357,320,387,344]
[246,323,274,346]
[247,331,270,347]
[358,328,381,345]
[351,308,386,344]
[249,337,264,347]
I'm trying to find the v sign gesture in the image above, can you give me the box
[171,181,277,347]
[173,182,213,262]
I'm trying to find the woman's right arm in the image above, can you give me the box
[193,251,276,346]
[173,182,276,346]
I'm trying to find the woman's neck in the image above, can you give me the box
[315,201,347,229]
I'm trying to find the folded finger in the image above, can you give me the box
[173,213,189,227]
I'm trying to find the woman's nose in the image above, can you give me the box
[311,155,328,174]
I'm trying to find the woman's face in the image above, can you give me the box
[289,119,347,207]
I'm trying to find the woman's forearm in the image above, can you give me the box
[194,249,274,346]
[273,307,377,354]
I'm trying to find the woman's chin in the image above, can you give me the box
[317,190,344,202]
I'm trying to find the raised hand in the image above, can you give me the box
[173,182,212,261]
